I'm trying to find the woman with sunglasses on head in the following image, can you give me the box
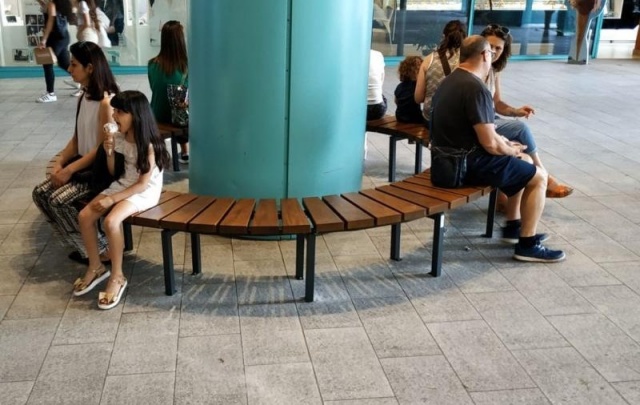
[33,41,120,266]
[481,24,573,199]
[414,20,467,127]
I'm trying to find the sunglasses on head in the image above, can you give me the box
[486,24,510,35]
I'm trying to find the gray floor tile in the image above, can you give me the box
[27,343,111,405]
[427,320,535,391]
[175,335,246,405]
[380,355,474,405]
[53,298,122,345]
[469,388,551,405]
[0,296,13,320]
[513,347,627,405]
[296,300,362,330]
[101,372,175,405]
[611,381,640,404]
[465,291,568,350]
[0,381,34,405]
[239,304,308,366]
[323,399,398,405]
[180,283,239,337]
[353,297,441,358]
[108,311,179,375]
[0,318,58,382]
[334,255,405,299]
[305,327,393,401]
[245,363,321,405]
[576,285,640,342]
[548,313,640,382]
[601,261,640,295]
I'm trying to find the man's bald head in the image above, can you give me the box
[460,35,489,63]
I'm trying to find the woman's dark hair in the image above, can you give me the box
[110,91,170,174]
[70,41,119,100]
[150,20,188,76]
[480,24,512,72]
[437,20,467,56]
[52,0,73,21]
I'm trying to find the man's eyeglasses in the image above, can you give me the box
[486,24,510,36]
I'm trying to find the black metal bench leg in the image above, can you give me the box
[414,140,423,174]
[191,233,201,275]
[161,229,177,296]
[304,234,316,302]
[171,134,180,172]
[430,213,445,277]
[484,188,498,238]
[123,222,133,252]
[295,234,305,280]
[388,136,399,183]
[390,223,401,261]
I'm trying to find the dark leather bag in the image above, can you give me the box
[430,146,474,188]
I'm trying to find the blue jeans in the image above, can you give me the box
[495,117,537,155]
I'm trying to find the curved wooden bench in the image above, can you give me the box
[46,157,497,303]
[122,171,495,302]
[366,115,430,182]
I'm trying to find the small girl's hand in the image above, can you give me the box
[93,196,115,213]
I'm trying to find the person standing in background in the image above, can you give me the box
[148,20,190,163]
[100,0,124,46]
[36,0,74,103]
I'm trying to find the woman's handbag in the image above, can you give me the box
[430,146,474,188]
[167,72,189,127]
[34,47,57,65]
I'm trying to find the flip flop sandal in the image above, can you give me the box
[73,264,111,297]
[98,277,128,310]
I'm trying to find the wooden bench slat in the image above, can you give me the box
[359,189,426,221]
[131,193,199,228]
[160,196,216,231]
[303,197,345,233]
[250,199,280,235]
[281,198,311,234]
[392,182,468,209]
[219,199,256,235]
[322,195,375,230]
[404,176,484,201]
[377,185,448,215]
[342,192,402,226]
[366,115,398,127]
[188,197,236,234]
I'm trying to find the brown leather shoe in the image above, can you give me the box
[546,176,574,198]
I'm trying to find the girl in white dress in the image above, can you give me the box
[75,90,170,310]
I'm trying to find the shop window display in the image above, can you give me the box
[0,0,188,67]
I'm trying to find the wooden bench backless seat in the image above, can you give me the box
[121,170,496,302]
[366,115,429,182]
[157,123,188,172]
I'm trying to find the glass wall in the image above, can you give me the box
[0,0,188,67]
[371,0,599,59]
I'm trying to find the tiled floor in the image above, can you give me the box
[1,58,640,404]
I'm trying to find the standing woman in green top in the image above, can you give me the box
[148,20,189,163]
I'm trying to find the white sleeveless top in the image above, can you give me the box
[76,96,102,156]
[102,133,163,212]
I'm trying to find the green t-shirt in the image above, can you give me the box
[147,60,188,124]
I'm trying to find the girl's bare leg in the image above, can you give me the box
[77,194,111,284]
[101,200,138,296]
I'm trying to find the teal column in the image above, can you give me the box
[189,0,373,199]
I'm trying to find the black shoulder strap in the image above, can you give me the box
[438,50,452,77]
[73,95,82,140]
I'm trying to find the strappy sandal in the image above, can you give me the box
[97,276,128,310]
[73,264,111,297]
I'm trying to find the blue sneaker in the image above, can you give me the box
[514,243,566,263]
[501,226,550,244]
